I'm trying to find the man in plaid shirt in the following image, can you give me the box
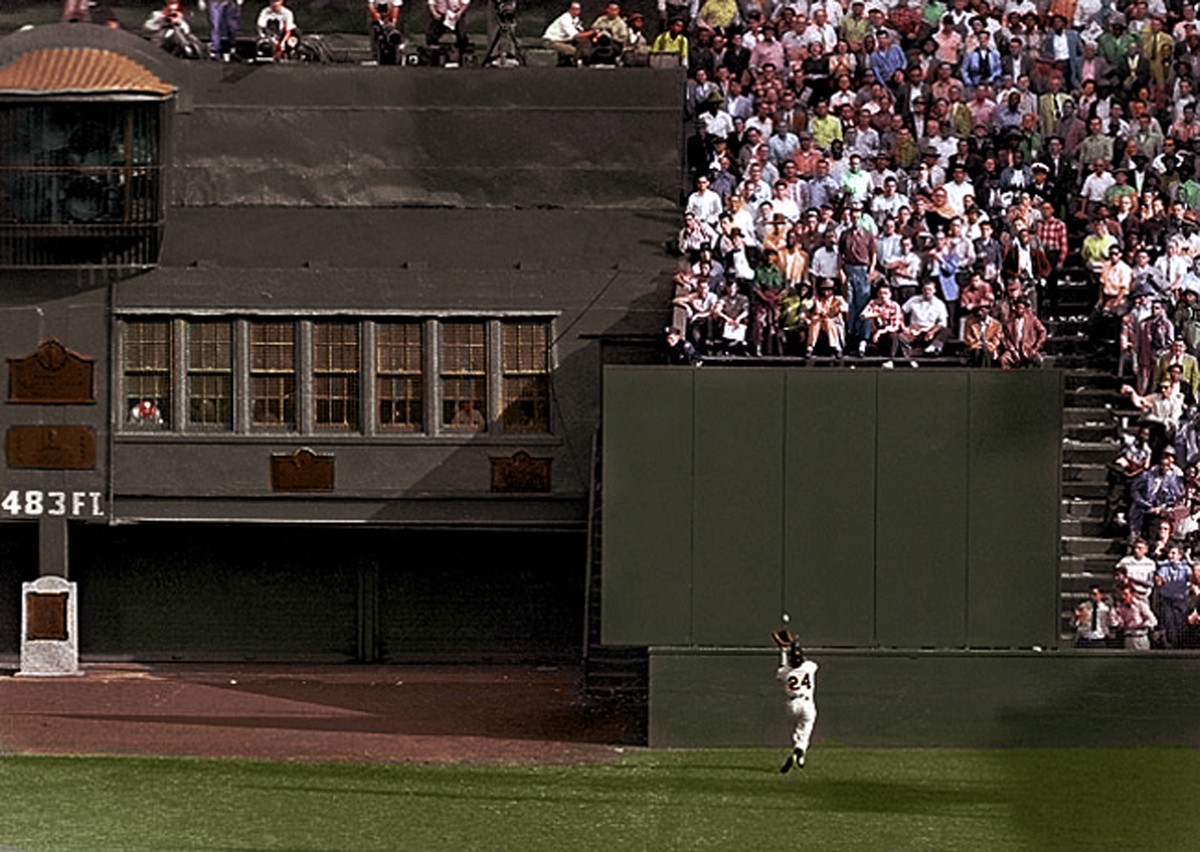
[1036,202,1069,315]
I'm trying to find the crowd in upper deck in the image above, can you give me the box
[663,0,1200,372]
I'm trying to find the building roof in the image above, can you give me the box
[0,48,174,97]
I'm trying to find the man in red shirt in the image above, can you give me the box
[1035,201,1069,316]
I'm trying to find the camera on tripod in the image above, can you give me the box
[495,0,518,23]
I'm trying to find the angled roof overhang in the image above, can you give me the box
[0,48,174,99]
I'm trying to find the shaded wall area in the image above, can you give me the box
[650,648,1200,748]
[64,524,583,663]
[602,367,1063,650]
[170,63,684,210]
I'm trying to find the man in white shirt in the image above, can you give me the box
[542,2,592,63]
[942,166,976,217]
[426,0,471,62]
[684,175,723,227]
[902,282,950,355]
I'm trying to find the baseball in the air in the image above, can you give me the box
[781,613,790,624]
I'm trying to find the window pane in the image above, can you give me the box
[441,322,487,431]
[250,322,296,429]
[186,321,232,428]
[376,322,423,432]
[314,322,359,430]
[501,322,550,433]
[252,375,295,427]
[124,320,171,428]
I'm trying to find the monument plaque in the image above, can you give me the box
[26,593,68,640]
[270,448,335,491]
[6,425,97,469]
[19,575,80,676]
[491,450,552,493]
[8,339,96,404]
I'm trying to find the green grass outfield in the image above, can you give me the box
[0,747,1193,850]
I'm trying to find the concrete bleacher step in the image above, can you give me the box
[1062,497,1107,519]
[1061,535,1124,557]
[1063,370,1124,390]
[1061,553,1125,577]
[1061,517,1110,537]
[1064,388,1126,409]
[1064,423,1118,442]
[1062,462,1108,483]
[1063,480,1107,499]
[1062,440,1118,463]
[1062,405,1117,425]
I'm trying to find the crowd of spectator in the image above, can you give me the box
[1074,526,1200,648]
[662,0,1200,373]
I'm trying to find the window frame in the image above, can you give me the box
[117,314,555,439]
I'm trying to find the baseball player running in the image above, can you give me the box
[773,628,818,773]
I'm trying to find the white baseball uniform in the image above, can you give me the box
[777,650,819,752]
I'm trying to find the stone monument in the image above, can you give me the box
[19,575,81,676]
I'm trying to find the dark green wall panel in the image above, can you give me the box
[603,367,1062,650]
[875,373,969,647]
[650,649,1200,748]
[784,371,877,645]
[967,372,1062,647]
[602,368,694,645]
[692,370,784,645]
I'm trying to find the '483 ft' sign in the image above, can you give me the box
[2,490,103,517]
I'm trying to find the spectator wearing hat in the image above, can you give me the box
[1127,445,1186,543]
[1153,339,1200,399]
[1098,13,1135,65]
[666,326,699,365]
[999,297,1047,369]
[1142,15,1173,90]
[806,278,848,357]
[963,302,1002,367]
[1036,74,1074,138]
[1042,15,1083,89]
[962,29,1002,89]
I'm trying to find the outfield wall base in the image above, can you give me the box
[649,648,1200,748]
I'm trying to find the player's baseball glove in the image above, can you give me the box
[771,628,794,648]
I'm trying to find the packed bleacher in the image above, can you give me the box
[663,0,1200,372]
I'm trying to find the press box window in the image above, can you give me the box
[314,322,360,431]
[250,322,296,430]
[186,321,232,429]
[441,321,487,431]
[501,321,550,433]
[376,321,424,432]
[124,320,171,428]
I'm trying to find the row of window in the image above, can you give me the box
[121,317,553,436]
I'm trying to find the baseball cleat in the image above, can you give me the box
[795,748,806,769]
[780,753,795,774]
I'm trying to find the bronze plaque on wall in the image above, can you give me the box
[491,450,552,493]
[26,593,68,641]
[8,340,96,404]
[6,426,97,469]
[271,448,335,492]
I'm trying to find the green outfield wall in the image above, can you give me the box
[602,366,1063,650]
[649,648,1200,748]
